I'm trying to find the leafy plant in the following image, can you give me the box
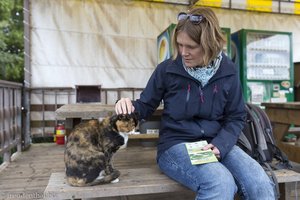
[0,0,24,83]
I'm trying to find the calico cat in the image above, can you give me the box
[64,113,138,187]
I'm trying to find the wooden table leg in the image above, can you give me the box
[272,122,300,163]
[280,182,298,200]
[272,123,290,144]
[65,118,82,135]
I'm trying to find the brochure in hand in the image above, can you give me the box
[185,140,218,165]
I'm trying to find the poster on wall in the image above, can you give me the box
[157,24,176,64]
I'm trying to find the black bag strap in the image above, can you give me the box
[262,162,280,200]
[238,131,253,153]
[246,104,269,162]
[270,144,292,170]
[249,103,275,144]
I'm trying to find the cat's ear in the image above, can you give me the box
[110,114,119,122]
[131,112,139,126]
[110,114,121,131]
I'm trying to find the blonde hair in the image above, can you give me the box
[172,7,225,66]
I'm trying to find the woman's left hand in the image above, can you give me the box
[202,143,220,159]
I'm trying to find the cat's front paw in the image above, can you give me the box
[111,178,119,183]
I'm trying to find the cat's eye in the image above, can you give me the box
[118,114,128,120]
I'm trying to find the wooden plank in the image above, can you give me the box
[44,168,189,200]
[44,168,300,200]
[265,108,300,125]
[1,143,300,200]
[262,102,300,109]
[128,134,158,139]
[55,103,115,120]
[30,120,56,127]
[0,165,64,180]
[55,103,163,120]
[31,104,64,112]
[0,177,50,190]
[273,169,300,183]
[263,103,300,164]
[278,142,300,163]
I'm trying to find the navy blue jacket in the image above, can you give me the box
[133,53,246,160]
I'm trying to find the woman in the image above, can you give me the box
[115,7,275,200]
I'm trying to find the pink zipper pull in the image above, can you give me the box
[199,86,204,103]
[186,84,191,102]
[213,84,218,93]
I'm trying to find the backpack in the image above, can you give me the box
[237,103,292,199]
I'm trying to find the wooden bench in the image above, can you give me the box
[44,146,300,200]
[44,167,300,200]
[44,167,190,200]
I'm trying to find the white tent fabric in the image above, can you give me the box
[30,0,300,88]
[30,0,184,88]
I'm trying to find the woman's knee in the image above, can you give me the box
[240,176,275,199]
[202,171,236,191]
[194,165,237,199]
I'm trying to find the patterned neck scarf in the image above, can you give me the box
[183,52,222,87]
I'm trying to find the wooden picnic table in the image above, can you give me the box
[56,103,115,120]
[261,102,300,163]
[55,103,161,139]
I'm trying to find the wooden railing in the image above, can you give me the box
[0,85,143,166]
[0,80,22,166]
[30,87,74,138]
[102,87,143,104]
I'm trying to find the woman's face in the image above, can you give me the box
[176,31,203,68]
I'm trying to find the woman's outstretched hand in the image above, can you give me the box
[115,97,135,115]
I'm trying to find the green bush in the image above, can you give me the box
[32,136,55,143]
[0,0,24,83]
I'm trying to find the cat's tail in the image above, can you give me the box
[86,170,120,186]
[66,170,120,187]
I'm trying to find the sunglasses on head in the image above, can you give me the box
[177,12,204,24]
